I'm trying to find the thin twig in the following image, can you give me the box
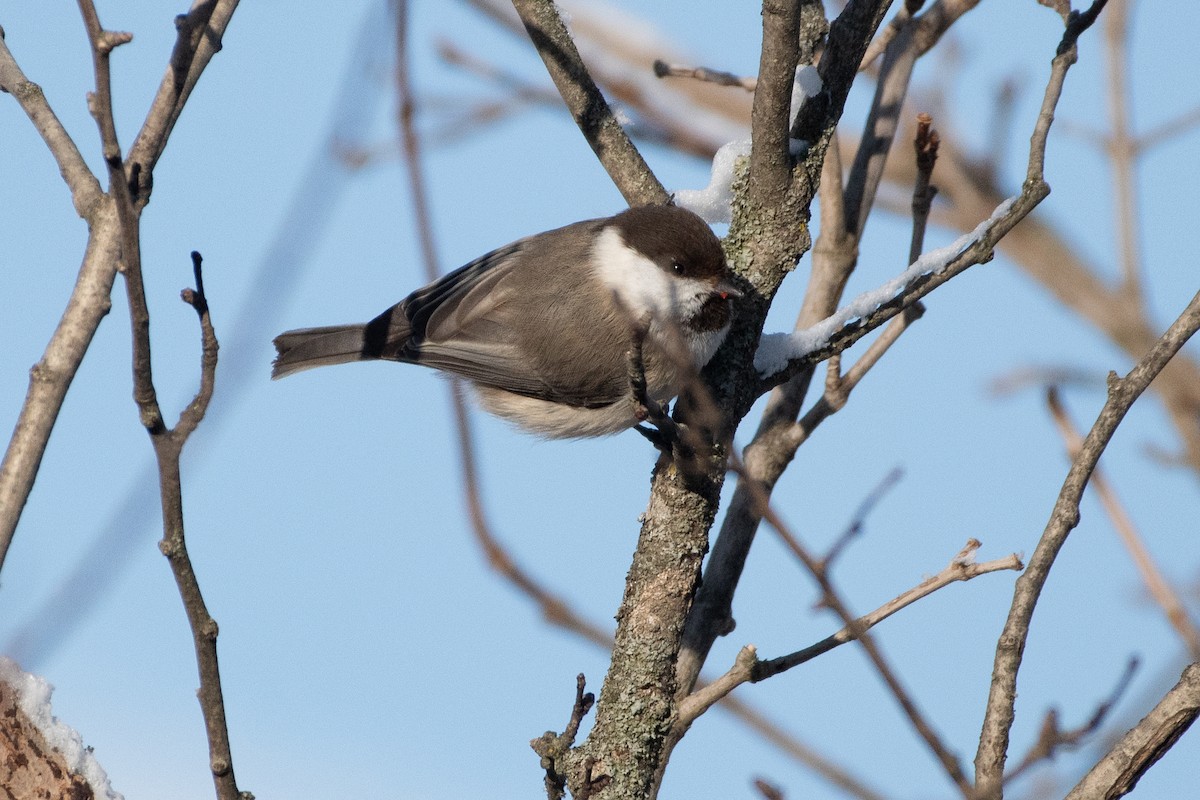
[156,254,236,799]
[78,5,242,796]
[752,486,976,797]
[126,0,242,205]
[973,286,1200,799]
[531,674,596,800]
[0,0,238,573]
[1004,656,1139,783]
[1138,103,1200,152]
[842,13,920,239]
[677,537,1022,728]
[822,466,904,568]
[652,59,757,92]
[0,37,101,214]
[910,112,940,264]
[1046,389,1200,658]
[753,777,786,800]
[988,365,1107,397]
[703,447,982,796]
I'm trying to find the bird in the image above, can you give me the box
[271,204,738,439]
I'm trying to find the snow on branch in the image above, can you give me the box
[754,196,1018,378]
[674,67,822,224]
[0,656,123,800]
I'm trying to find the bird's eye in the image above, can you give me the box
[671,263,684,273]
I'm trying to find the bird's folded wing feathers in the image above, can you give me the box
[402,239,625,408]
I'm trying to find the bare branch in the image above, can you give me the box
[1064,663,1200,800]
[78,0,163,434]
[0,1,239,572]
[153,254,237,800]
[509,0,667,205]
[1046,389,1200,658]
[126,0,242,204]
[988,365,1107,397]
[753,777,786,800]
[823,466,905,568]
[653,59,756,92]
[747,0,803,207]
[677,539,1022,729]
[843,11,920,238]
[791,0,894,150]
[909,112,939,263]
[0,210,120,571]
[0,37,101,215]
[757,494,976,796]
[79,3,242,794]
[531,674,597,800]
[1004,656,1139,783]
[973,286,1200,799]
[1138,103,1200,151]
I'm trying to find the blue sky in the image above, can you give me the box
[1,2,1197,798]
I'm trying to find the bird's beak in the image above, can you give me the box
[715,279,742,301]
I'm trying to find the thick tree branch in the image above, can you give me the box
[509,0,667,206]
[791,0,894,148]
[1063,663,1200,800]
[747,0,803,207]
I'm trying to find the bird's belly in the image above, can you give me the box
[472,386,637,439]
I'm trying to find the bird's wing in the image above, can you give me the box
[400,240,622,406]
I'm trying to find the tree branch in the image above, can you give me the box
[0,208,120,572]
[126,0,242,205]
[509,0,667,206]
[747,0,802,208]
[0,1,239,573]
[79,3,241,795]
[1046,389,1200,659]
[1064,663,1200,800]
[0,36,101,215]
[972,286,1200,799]
[1004,656,1139,784]
[743,469,978,796]
[677,539,1022,728]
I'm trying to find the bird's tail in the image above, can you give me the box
[271,325,371,379]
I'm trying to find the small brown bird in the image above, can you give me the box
[272,204,737,438]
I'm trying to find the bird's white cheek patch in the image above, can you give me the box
[591,226,676,319]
